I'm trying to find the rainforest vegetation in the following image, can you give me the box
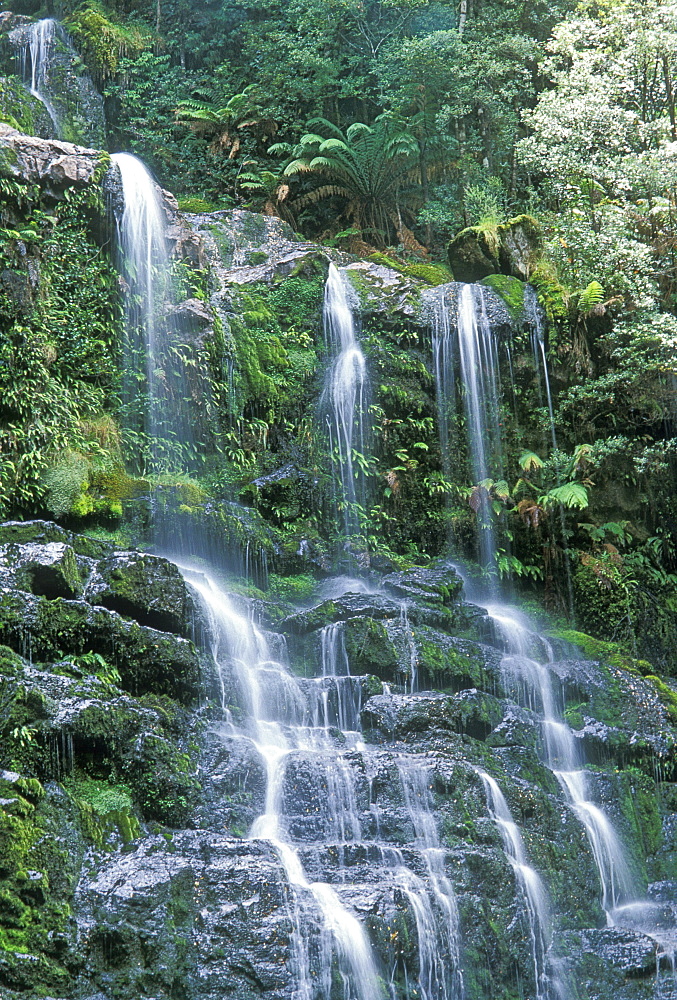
[1,0,677,660]
[1,3,677,1000]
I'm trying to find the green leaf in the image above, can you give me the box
[546,482,589,510]
[519,450,543,472]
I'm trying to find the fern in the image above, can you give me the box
[577,280,604,314]
[545,482,589,510]
[519,450,544,473]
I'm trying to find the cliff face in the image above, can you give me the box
[0,118,676,1000]
[0,519,674,1000]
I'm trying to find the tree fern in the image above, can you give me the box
[279,117,420,246]
[545,482,589,510]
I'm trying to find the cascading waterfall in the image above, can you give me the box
[477,769,563,1000]
[10,17,106,145]
[16,19,61,135]
[182,563,467,999]
[429,284,504,577]
[323,263,369,541]
[430,281,674,980]
[486,603,674,960]
[397,760,464,1000]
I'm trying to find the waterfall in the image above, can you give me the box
[323,263,368,541]
[18,19,61,135]
[483,603,671,944]
[429,284,504,577]
[397,760,465,1000]
[183,563,468,998]
[186,569,383,1000]
[477,769,563,1000]
[10,17,106,145]
[111,152,190,478]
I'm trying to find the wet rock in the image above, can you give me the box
[0,520,110,558]
[579,927,658,976]
[361,689,505,743]
[343,260,425,320]
[0,590,204,703]
[169,296,213,329]
[382,563,464,605]
[447,215,542,283]
[279,593,402,635]
[0,541,83,598]
[85,550,199,636]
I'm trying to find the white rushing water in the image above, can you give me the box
[184,565,466,999]
[480,599,677,973]
[18,19,61,135]
[186,569,382,999]
[397,760,465,1000]
[429,284,503,578]
[323,263,368,540]
[477,769,561,1000]
[112,152,192,478]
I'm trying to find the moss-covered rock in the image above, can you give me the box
[0,591,204,704]
[448,215,542,283]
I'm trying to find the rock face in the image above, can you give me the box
[448,215,542,283]
[4,18,106,147]
[0,520,674,1000]
[0,123,104,193]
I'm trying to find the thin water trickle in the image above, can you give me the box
[323,263,368,540]
[477,769,562,1000]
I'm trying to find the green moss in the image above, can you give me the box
[644,675,677,723]
[64,776,140,847]
[367,252,452,286]
[0,779,74,994]
[178,196,216,213]
[267,573,316,602]
[480,274,526,321]
[343,618,400,679]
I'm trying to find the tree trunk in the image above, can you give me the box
[156,0,161,36]
[664,56,677,140]
[458,0,467,37]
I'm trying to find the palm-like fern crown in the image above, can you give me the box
[280,117,421,239]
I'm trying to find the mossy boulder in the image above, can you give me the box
[0,591,204,704]
[0,541,83,599]
[86,550,199,636]
[448,215,542,283]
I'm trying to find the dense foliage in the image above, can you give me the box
[0,0,676,667]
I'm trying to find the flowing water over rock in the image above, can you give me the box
[182,574,462,1000]
[427,283,510,577]
[486,602,677,977]
[323,262,369,542]
[9,17,105,145]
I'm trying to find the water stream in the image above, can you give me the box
[15,19,61,135]
[108,160,674,998]
[428,284,504,578]
[184,567,466,999]
[323,263,369,541]
[477,768,563,1000]
[486,602,674,963]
